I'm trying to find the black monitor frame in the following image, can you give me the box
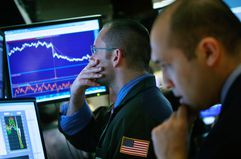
[0,32,4,99]
[0,98,48,159]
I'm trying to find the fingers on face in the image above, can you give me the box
[77,67,103,87]
[86,59,99,69]
[80,68,103,79]
[78,73,102,81]
[84,67,103,74]
[78,63,103,79]
[79,79,100,87]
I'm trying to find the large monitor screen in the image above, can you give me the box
[0,99,47,159]
[231,6,241,21]
[0,34,3,98]
[3,15,107,103]
[224,0,241,21]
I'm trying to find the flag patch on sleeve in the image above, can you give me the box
[120,136,150,157]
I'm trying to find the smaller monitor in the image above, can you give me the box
[85,86,108,97]
[200,104,222,125]
[0,99,47,159]
[0,33,3,98]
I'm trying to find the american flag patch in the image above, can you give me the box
[120,136,150,157]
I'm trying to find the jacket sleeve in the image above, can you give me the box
[58,104,112,152]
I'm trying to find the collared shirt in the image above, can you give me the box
[221,64,241,104]
[114,73,153,108]
[60,73,153,135]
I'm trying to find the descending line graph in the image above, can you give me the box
[8,41,91,62]
[7,31,94,76]
[6,30,96,101]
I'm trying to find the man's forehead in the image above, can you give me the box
[94,29,107,45]
[152,14,171,42]
[152,4,174,35]
[150,31,171,65]
[151,23,170,52]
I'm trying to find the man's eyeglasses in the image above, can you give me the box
[90,45,117,55]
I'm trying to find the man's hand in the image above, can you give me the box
[151,105,197,159]
[67,59,103,115]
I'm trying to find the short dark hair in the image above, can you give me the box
[166,0,241,59]
[102,19,151,71]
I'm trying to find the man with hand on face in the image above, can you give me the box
[150,0,241,159]
[59,19,172,159]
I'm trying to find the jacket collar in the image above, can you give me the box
[113,75,157,113]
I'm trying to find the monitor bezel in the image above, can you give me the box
[0,32,4,99]
[0,98,48,159]
[1,15,109,104]
[1,14,102,31]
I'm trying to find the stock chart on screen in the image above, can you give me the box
[4,15,105,103]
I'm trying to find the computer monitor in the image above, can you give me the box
[224,0,241,21]
[0,99,47,159]
[200,104,222,125]
[0,33,3,98]
[3,15,107,103]
[231,7,241,21]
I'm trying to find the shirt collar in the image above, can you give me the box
[114,73,153,108]
[221,64,241,104]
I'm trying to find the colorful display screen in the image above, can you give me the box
[4,15,107,103]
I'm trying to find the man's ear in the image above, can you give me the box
[112,49,124,67]
[197,37,221,67]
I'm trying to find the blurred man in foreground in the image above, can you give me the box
[151,0,241,159]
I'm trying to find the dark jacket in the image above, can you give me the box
[197,74,241,159]
[59,76,172,159]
